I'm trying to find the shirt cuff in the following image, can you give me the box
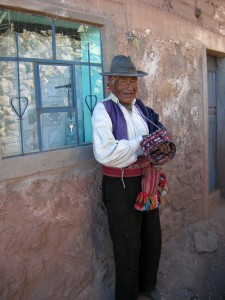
[129,136,142,153]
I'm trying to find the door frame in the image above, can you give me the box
[203,49,225,217]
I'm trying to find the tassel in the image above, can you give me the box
[159,172,167,187]
[135,193,158,211]
[136,191,149,204]
[134,170,168,212]
[149,195,157,210]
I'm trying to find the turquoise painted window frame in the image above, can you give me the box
[0,8,104,158]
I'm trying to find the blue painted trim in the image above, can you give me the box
[51,19,56,60]
[0,14,103,156]
[34,62,43,151]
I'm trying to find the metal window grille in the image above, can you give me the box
[0,9,104,157]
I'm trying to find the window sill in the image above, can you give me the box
[0,145,95,182]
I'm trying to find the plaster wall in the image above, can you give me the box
[0,0,225,299]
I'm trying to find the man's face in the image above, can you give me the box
[109,76,138,105]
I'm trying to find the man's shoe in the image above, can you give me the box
[141,288,161,300]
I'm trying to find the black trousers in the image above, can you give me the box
[102,175,162,300]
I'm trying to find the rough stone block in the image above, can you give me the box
[194,228,218,253]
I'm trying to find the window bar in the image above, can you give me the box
[15,32,25,155]
[71,64,79,145]
[86,42,97,115]
[34,63,43,151]
[51,19,56,60]
[99,29,106,99]
[87,42,92,91]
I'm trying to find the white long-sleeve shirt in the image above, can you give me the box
[92,93,149,168]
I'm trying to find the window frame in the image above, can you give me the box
[0,8,104,158]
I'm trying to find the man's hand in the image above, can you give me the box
[158,142,171,154]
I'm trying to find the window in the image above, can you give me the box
[0,9,104,158]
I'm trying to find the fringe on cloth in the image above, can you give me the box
[134,169,168,212]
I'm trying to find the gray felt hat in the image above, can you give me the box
[100,55,148,77]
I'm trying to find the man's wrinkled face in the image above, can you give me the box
[109,76,138,105]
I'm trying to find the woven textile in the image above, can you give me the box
[134,166,167,212]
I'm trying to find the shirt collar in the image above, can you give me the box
[107,92,136,105]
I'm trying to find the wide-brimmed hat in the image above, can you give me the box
[100,55,148,77]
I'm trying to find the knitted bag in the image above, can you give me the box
[140,128,176,165]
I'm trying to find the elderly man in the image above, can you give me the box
[92,55,169,300]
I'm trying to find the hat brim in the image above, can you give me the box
[99,71,148,77]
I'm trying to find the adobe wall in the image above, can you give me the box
[0,0,225,299]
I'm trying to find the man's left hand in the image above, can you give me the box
[158,142,171,154]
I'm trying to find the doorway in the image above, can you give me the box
[207,55,225,199]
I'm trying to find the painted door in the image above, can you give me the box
[207,56,217,193]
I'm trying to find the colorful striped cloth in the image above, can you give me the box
[134,164,168,212]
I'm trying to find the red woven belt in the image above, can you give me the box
[102,165,143,177]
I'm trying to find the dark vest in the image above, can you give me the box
[102,99,163,140]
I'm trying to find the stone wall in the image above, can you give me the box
[115,24,206,236]
[141,0,225,36]
[0,0,225,299]
[0,162,115,300]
